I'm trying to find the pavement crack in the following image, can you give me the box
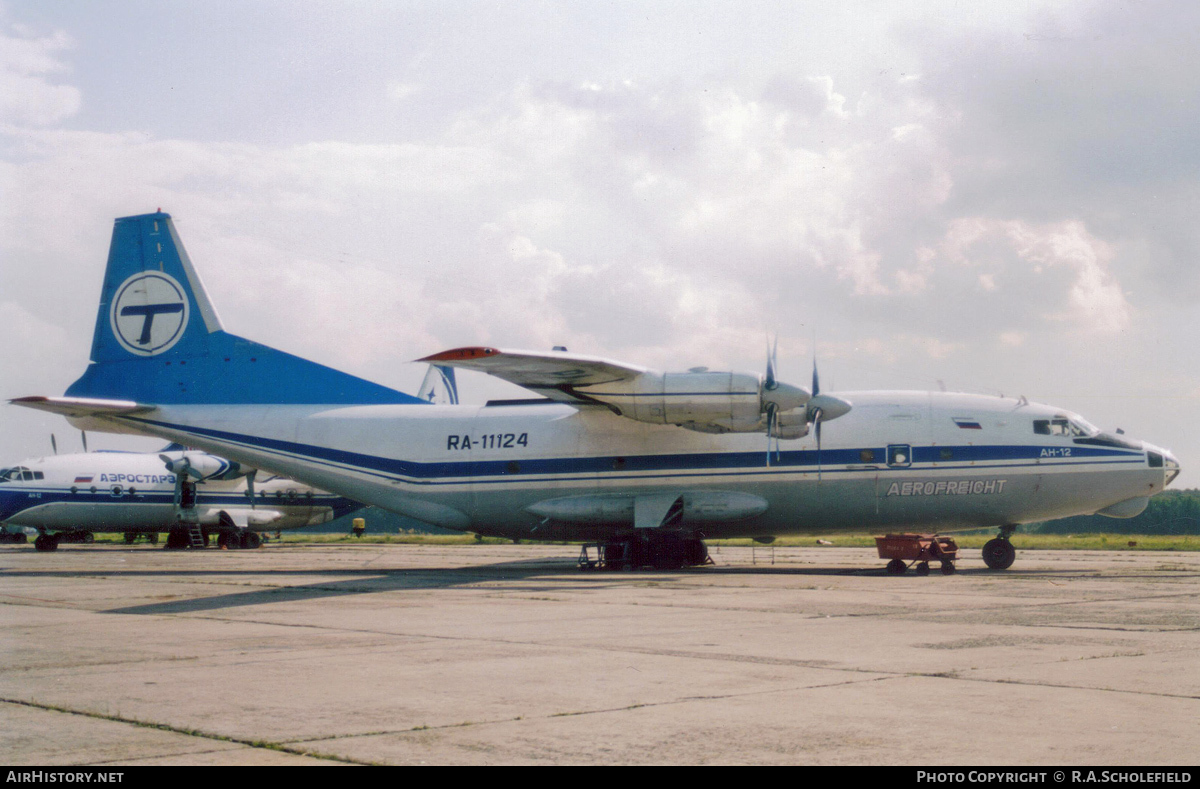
[0,697,378,765]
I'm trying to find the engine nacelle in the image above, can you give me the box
[587,371,784,433]
[769,409,810,439]
[160,452,247,481]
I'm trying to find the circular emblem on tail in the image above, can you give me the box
[110,272,190,356]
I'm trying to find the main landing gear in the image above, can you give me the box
[982,525,1017,570]
[579,534,712,571]
[162,529,264,550]
[217,530,262,550]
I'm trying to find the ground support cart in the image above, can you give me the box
[875,533,958,575]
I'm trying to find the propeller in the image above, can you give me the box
[764,338,779,464]
[805,358,853,481]
[159,454,205,480]
[811,361,825,479]
[760,337,811,466]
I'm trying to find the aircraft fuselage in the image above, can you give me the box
[68,390,1175,541]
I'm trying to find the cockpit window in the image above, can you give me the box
[0,466,39,482]
[1033,418,1094,437]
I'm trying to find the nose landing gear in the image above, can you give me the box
[982,525,1017,570]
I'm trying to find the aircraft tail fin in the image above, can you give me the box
[417,364,459,405]
[65,212,423,406]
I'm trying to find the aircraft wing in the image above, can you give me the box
[9,396,156,418]
[416,347,648,404]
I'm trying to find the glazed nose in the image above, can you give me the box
[1163,450,1181,487]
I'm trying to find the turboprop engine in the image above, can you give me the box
[584,369,812,435]
[159,452,250,482]
[581,347,850,441]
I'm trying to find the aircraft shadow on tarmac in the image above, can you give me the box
[0,556,1139,616]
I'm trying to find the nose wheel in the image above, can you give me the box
[982,527,1017,570]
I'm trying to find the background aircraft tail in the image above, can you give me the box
[65,212,423,406]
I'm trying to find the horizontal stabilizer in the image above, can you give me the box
[9,396,154,418]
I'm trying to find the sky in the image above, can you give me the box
[2,0,1198,487]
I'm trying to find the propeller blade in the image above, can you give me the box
[813,407,823,481]
[246,469,257,509]
[765,403,777,466]
[765,336,778,391]
[812,359,820,398]
[51,434,57,455]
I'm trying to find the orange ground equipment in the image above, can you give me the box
[875,533,958,575]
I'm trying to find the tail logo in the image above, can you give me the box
[109,271,190,356]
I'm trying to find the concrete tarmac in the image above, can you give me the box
[1,541,1197,766]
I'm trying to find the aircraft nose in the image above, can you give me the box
[1163,449,1182,487]
[1144,442,1182,488]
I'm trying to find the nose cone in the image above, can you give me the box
[1144,442,1182,487]
[809,393,853,422]
[1163,449,1182,487]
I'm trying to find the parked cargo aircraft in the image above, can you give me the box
[0,445,362,550]
[11,212,1181,569]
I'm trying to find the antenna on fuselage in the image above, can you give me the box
[50,434,57,455]
[81,431,88,453]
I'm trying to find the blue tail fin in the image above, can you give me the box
[66,212,423,405]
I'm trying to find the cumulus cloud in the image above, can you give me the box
[2,1,1198,481]
[0,22,79,126]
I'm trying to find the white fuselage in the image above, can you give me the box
[65,390,1177,540]
[0,451,359,534]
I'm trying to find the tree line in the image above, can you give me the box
[1031,489,1200,535]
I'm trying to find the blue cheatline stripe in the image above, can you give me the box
[2,490,349,505]
[113,415,1145,488]
[0,489,358,521]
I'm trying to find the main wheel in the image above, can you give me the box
[684,539,709,567]
[982,538,1016,570]
[602,541,627,570]
[34,534,59,551]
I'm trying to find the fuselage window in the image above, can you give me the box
[887,445,911,467]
